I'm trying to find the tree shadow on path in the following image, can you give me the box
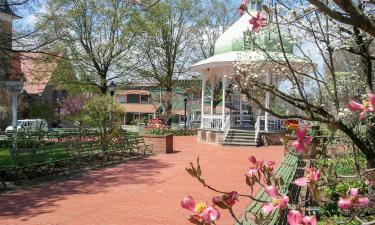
[0,158,171,221]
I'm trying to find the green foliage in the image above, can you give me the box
[28,102,55,121]
[49,57,82,95]
[82,95,123,131]
[38,0,140,93]
[317,215,360,225]
[335,181,365,195]
[146,128,197,136]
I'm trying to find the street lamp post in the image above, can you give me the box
[5,79,24,153]
[56,96,61,128]
[109,81,116,97]
[108,81,116,123]
[184,92,188,130]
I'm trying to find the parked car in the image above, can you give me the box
[5,119,48,133]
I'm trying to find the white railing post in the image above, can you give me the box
[201,77,206,129]
[222,115,231,141]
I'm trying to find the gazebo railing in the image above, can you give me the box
[230,114,255,128]
[222,116,231,141]
[201,115,223,130]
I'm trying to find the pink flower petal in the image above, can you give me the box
[348,100,364,112]
[248,167,259,176]
[349,188,358,198]
[261,203,275,215]
[252,24,260,33]
[287,210,303,225]
[201,206,220,224]
[265,185,278,198]
[359,111,367,119]
[280,195,289,209]
[296,128,308,140]
[369,93,375,106]
[294,177,309,186]
[357,197,370,207]
[293,141,307,154]
[311,170,320,182]
[181,196,196,211]
[302,215,317,225]
[265,161,276,167]
[249,156,257,164]
[238,0,248,15]
[338,197,352,209]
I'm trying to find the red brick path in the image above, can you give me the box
[0,136,284,225]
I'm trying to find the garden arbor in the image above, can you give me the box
[191,9,311,144]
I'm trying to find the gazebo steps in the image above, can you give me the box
[222,142,257,146]
[223,129,258,146]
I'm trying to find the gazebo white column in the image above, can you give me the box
[201,76,206,128]
[265,74,270,132]
[239,91,243,127]
[210,78,215,115]
[221,75,226,129]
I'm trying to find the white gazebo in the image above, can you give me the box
[191,6,309,145]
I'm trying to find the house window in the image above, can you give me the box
[118,95,126,103]
[140,95,149,103]
[127,94,139,103]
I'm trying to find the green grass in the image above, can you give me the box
[0,142,104,168]
[0,148,13,168]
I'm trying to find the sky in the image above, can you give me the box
[12,0,46,29]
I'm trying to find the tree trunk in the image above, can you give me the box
[338,121,375,168]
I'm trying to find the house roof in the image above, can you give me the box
[119,104,157,114]
[20,53,59,95]
[116,90,150,95]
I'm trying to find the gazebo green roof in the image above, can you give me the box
[214,11,293,55]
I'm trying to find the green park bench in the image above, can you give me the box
[9,132,153,183]
[236,153,303,225]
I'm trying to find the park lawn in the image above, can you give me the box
[0,142,102,168]
[0,148,13,168]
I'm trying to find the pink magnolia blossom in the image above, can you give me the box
[294,168,320,187]
[249,12,267,33]
[248,167,259,176]
[238,0,248,15]
[261,185,289,215]
[287,210,317,225]
[181,196,220,224]
[249,156,275,176]
[338,188,370,210]
[348,94,375,119]
[291,127,313,153]
[212,191,239,208]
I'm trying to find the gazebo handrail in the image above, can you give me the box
[222,115,231,140]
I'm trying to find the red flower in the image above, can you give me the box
[181,196,220,224]
[249,12,267,33]
[294,168,320,187]
[338,188,370,210]
[261,185,289,215]
[238,0,248,15]
[290,127,313,153]
[348,93,375,119]
[287,210,317,225]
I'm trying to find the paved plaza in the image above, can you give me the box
[0,136,284,225]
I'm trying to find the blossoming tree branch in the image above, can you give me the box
[179,0,374,224]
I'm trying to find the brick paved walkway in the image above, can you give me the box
[0,136,284,225]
